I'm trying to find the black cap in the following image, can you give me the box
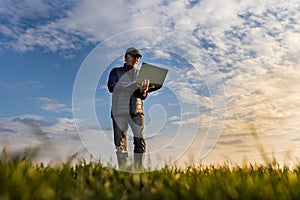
[125,47,142,57]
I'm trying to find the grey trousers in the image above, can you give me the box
[112,114,146,168]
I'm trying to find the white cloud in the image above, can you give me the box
[43,117,77,135]
[285,31,300,55]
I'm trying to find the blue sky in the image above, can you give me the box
[1,0,300,170]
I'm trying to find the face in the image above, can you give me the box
[126,54,141,68]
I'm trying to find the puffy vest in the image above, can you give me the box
[111,66,144,116]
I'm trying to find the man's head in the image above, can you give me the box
[125,47,142,68]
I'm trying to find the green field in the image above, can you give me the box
[1,150,300,200]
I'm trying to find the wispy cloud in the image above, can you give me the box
[36,97,72,113]
[0,0,84,53]
[0,0,298,65]
[0,81,43,89]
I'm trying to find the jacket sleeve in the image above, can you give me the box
[107,69,118,93]
[108,68,148,100]
[132,89,148,100]
[107,68,140,94]
[140,90,148,100]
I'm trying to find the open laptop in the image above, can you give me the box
[136,62,168,90]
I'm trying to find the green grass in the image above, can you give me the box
[1,150,300,200]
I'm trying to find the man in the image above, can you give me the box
[107,47,152,169]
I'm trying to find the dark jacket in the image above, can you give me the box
[107,64,147,116]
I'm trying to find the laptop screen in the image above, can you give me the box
[136,62,168,89]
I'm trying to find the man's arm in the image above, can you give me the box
[107,69,118,93]
[108,68,140,93]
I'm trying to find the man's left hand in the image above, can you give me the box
[139,79,150,93]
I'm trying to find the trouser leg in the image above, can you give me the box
[133,153,145,169]
[112,115,128,168]
[130,114,146,168]
[116,150,128,169]
[130,114,146,153]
